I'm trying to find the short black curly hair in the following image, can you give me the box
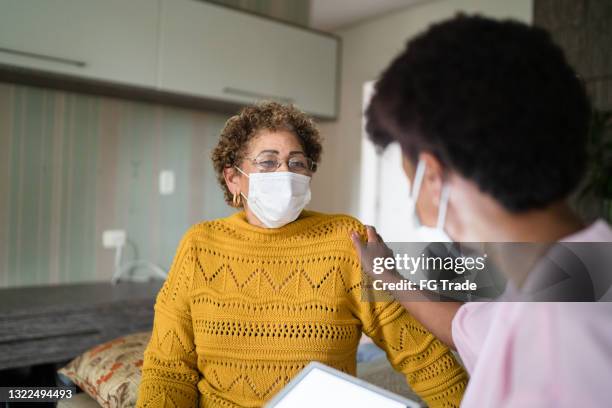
[366,14,591,212]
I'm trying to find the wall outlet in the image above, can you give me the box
[159,170,175,195]
[103,230,126,248]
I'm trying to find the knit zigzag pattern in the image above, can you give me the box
[136,210,468,408]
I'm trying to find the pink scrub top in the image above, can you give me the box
[452,220,612,407]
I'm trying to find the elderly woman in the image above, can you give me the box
[136,102,467,408]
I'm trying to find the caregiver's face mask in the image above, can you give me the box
[235,167,311,228]
[409,159,452,242]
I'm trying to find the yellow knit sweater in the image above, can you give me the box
[136,210,467,408]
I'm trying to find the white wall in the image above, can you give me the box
[309,0,533,216]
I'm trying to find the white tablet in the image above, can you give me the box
[265,361,421,408]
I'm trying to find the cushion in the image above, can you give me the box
[57,331,151,408]
[56,392,101,408]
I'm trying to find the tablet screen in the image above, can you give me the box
[267,363,419,408]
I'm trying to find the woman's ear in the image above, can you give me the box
[419,152,445,206]
[223,167,241,194]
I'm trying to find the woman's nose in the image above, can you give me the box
[278,161,291,172]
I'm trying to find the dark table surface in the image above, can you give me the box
[0,280,164,313]
[0,280,164,370]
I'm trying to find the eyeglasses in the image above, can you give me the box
[244,152,316,174]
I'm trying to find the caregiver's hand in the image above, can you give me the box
[350,225,460,349]
[350,226,428,301]
[350,226,396,279]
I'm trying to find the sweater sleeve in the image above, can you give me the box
[136,232,200,408]
[348,233,468,407]
[356,297,468,407]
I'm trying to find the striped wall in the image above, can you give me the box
[0,83,234,288]
[0,1,312,288]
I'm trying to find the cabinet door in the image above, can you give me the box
[159,0,338,119]
[0,0,159,88]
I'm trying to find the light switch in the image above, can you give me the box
[102,230,126,248]
[159,170,175,195]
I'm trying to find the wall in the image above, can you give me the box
[533,0,612,111]
[309,0,533,216]
[0,0,311,288]
[0,83,234,288]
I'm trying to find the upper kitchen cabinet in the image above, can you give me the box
[159,0,339,119]
[0,0,339,119]
[0,0,159,88]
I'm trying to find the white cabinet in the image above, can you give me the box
[159,0,338,119]
[0,0,159,88]
[0,0,339,119]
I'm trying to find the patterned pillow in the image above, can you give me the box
[57,331,151,408]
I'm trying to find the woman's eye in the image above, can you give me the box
[289,161,306,169]
[259,160,277,168]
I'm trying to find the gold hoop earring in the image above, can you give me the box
[232,191,242,207]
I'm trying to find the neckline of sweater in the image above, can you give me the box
[221,209,325,240]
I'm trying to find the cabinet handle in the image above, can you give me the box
[0,46,86,68]
[223,87,293,104]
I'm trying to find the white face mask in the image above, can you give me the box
[409,159,452,242]
[236,167,312,228]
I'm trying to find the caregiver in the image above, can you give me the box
[352,15,612,407]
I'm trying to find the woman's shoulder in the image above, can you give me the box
[175,218,234,245]
[304,210,366,229]
[192,215,239,232]
[299,210,368,240]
